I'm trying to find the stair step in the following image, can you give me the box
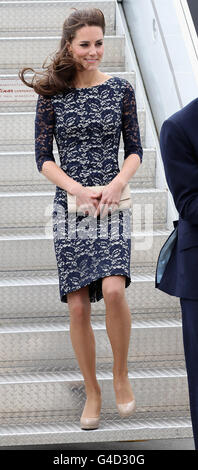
[0,147,155,189]
[0,188,167,228]
[0,35,125,70]
[0,228,171,271]
[0,71,136,107]
[0,1,116,36]
[0,269,181,318]
[0,64,127,75]
[0,317,184,368]
[0,71,136,103]
[0,108,145,146]
[0,364,190,416]
[0,412,192,446]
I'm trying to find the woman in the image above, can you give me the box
[19,7,143,430]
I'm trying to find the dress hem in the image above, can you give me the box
[60,271,131,304]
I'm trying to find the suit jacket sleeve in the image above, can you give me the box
[160,118,198,224]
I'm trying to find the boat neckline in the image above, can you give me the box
[72,76,115,90]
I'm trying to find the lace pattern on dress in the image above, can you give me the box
[35,94,56,172]
[121,81,143,163]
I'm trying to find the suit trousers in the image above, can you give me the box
[180,297,198,450]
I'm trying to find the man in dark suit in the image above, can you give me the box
[156,98,198,450]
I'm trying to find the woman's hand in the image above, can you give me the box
[75,186,103,216]
[93,180,123,218]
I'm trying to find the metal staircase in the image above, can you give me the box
[0,0,192,446]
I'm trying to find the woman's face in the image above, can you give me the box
[66,25,104,70]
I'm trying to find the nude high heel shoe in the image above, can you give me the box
[80,395,101,430]
[116,399,136,418]
[80,415,100,430]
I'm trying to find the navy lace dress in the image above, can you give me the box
[35,76,143,303]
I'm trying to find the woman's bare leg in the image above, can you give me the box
[102,275,135,404]
[67,286,101,418]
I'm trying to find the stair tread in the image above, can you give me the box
[0,268,157,285]
[0,317,181,333]
[0,146,154,155]
[0,363,187,383]
[0,188,166,197]
[0,108,145,115]
[0,414,191,433]
[0,227,171,239]
[0,413,192,445]
[0,34,121,40]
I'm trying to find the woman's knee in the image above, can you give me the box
[102,275,125,305]
[67,286,91,321]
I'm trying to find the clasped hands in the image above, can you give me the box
[76,181,123,218]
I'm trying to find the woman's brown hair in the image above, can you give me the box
[18,7,105,96]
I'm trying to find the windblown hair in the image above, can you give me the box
[18,7,105,96]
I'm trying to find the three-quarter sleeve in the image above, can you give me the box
[35,93,56,172]
[121,81,143,163]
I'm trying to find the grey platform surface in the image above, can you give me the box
[0,438,195,450]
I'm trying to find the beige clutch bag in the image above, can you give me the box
[67,183,132,214]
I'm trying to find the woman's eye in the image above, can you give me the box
[81,43,103,47]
